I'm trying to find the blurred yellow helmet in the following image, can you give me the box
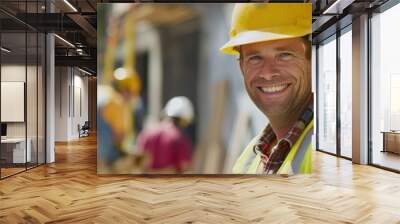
[220,3,312,55]
[113,67,141,96]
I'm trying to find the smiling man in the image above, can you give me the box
[220,3,313,174]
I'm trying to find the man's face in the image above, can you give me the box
[239,37,311,117]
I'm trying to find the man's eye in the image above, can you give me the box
[278,52,295,61]
[247,55,263,65]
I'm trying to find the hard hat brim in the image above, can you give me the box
[220,29,309,56]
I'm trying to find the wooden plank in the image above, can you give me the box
[224,102,252,173]
[194,80,228,173]
[1,135,400,223]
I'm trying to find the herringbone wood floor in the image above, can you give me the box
[1,135,400,223]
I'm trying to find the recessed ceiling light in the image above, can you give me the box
[322,0,355,15]
[54,34,75,48]
[1,47,11,53]
[63,0,78,12]
[78,67,93,76]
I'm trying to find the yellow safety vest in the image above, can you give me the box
[232,119,313,175]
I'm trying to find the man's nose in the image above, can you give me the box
[257,58,280,81]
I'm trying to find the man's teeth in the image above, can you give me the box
[260,84,289,93]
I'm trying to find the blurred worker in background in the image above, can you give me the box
[220,3,313,175]
[137,96,194,174]
[99,67,146,173]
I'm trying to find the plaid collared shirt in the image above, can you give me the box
[253,97,314,174]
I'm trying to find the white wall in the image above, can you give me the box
[1,63,46,163]
[54,67,89,141]
[72,72,89,138]
[1,65,31,138]
[55,67,68,141]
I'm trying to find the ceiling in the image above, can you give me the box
[0,0,98,74]
[0,0,395,75]
[311,0,390,43]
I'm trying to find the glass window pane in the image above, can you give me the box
[318,36,337,154]
[0,0,46,179]
[340,29,352,158]
[371,3,400,171]
[1,30,27,177]
[27,31,38,169]
[38,32,45,165]
[25,0,39,170]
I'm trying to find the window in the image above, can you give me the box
[371,2,400,171]
[317,36,337,154]
[339,28,352,158]
[0,1,46,179]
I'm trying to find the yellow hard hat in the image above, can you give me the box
[220,3,312,55]
[113,67,141,96]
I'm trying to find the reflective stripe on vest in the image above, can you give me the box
[232,134,261,174]
[290,127,313,173]
[232,119,314,174]
[276,121,313,175]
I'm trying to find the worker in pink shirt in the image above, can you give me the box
[137,96,194,173]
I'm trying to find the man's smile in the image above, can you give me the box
[257,83,291,95]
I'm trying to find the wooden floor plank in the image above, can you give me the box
[0,135,400,223]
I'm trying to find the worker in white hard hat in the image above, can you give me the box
[220,3,313,175]
[136,96,194,173]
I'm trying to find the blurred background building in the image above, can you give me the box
[97,3,267,174]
